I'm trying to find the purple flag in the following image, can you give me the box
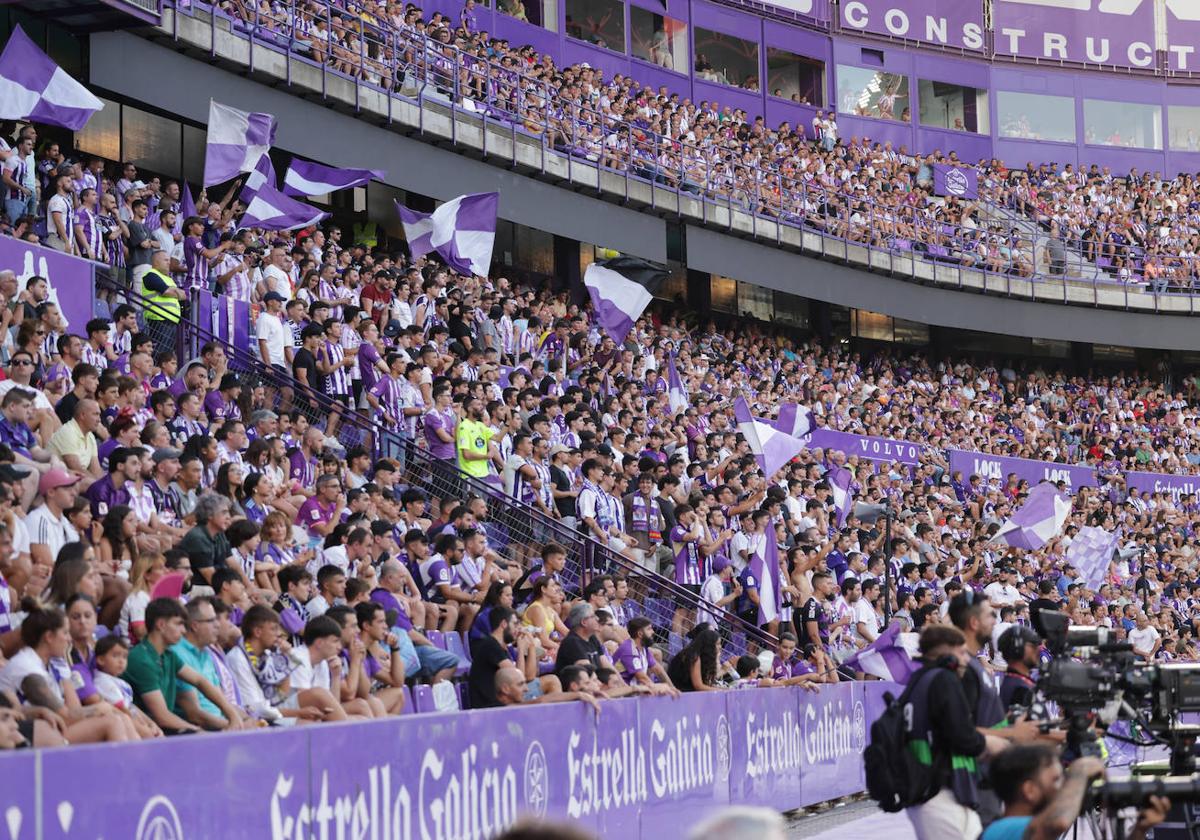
[750,533,782,626]
[239,176,328,232]
[1067,525,1120,590]
[0,25,104,130]
[667,351,688,413]
[283,159,386,196]
[843,622,919,683]
[828,465,853,527]
[204,100,277,186]
[179,180,197,222]
[396,192,498,277]
[775,402,814,442]
[993,483,1071,550]
[581,257,668,345]
[735,397,806,478]
[932,164,978,199]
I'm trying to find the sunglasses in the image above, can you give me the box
[10,359,32,366]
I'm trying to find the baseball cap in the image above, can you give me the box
[152,447,183,464]
[219,373,241,390]
[263,291,287,304]
[384,320,403,339]
[39,468,80,495]
[0,463,32,482]
[549,444,571,457]
[712,556,732,574]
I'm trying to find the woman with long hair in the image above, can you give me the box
[97,505,139,581]
[45,546,104,610]
[256,510,313,572]
[520,577,568,657]
[213,462,247,518]
[667,625,723,692]
[117,552,166,642]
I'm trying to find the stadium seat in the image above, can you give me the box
[445,633,470,677]
[411,685,435,713]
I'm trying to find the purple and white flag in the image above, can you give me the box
[0,25,104,130]
[750,534,782,626]
[204,100,277,187]
[735,397,806,479]
[1066,525,1120,590]
[667,351,688,413]
[828,465,853,528]
[932,164,978,199]
[775,402,814,443]
[843,623,920,684]
[239,177,328,232]
[581,257,668,345]
[395,192,498,277]
[283,160,386,197]
[240,153,277,205]
[993,482,1071,551]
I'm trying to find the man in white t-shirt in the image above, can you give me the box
[262,247,293,298]
[1128,612,1161,660]
[699,557,740,629]
[983,568,1022,608]
[289,615,351,721]
[255,292,292,369]
[853,578,881,646]
[25,468,81,571]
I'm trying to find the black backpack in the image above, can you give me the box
[864,667,942,812]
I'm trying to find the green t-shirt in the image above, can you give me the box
[123,639,184,715]
[457,418,493,478]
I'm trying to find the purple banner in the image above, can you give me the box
[194,288,253,351]
[1165,3,1200,72]
[948,448,1097,491]
[1123,470,1200,503]
[810,428,922,466]
[992,0,1155,68]
[839,0,985,52]
[1,685,885,838]
[0,236,96,339]
[933,164,979,199]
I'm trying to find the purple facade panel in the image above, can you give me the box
[693,77,765,116]
[1163,4,1200,74]
[992,0,1155,69]
[912,51,990,89]
[995,137,1078,169]
[490,13,561,56]
[917,127,992,163]
[562,38,632,79]
[835,113,914,150]
[692,0,763,39]
[765,98,819,135]
[631,59,692,91]
[838,0,985,53]
[762,18,830,58]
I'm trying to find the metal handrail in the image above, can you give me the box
[96,271,778,654]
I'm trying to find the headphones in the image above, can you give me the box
[998,625,1041,664]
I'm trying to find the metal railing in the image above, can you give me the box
[153,0,1200,314]
[97,271,775,657]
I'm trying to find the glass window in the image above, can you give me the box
[1169,106,1200,152]
[630,7,687,72]
[736,281,772,321]
[836,67,910,123]
[694,28,760,92]
[766,49,824,106]
[181,125,207,185]
[564,0,624,51]
[75,96,120,163]
[893,318,929,346]
[918,80,989,134]
[498,0,556,31]
[772,290,810,328]
[121,106,182,177]
[710,275,736,312]
[1083,99,1161,150]
[996,91,1075,143]
[852,310,893,342]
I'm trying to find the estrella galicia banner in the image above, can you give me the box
[992,0,1156,68]
[839,0,985,52]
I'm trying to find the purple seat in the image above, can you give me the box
[457,632,473,663]
[411,684,436,713]
[399,685,414,715]
[425,630,446,650]
[445,632,470,677]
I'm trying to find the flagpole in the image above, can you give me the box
[883,503,893,624]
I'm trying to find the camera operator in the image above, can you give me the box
[949,591,1042,827]
[903,625,1011,840]
[982,744,1169,840]
[997,625,1042,710]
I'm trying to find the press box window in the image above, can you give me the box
[694,28,761,92]
[565,0,625,51]
[1084,99,1161,150]
[630,7,687,71]
[918,79,989,133]
[997,91,1075,143]
[836,66,910,122]
[766,49,824,105]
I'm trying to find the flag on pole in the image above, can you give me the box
[775,402,814,442]
[0,25,103,130]
[395,192,498,277]
[734,396,806,478]
[750,534,782,627]
[582,257,668,345]
[843,623,920,683]
[993,483,1071,551]
[204,100,277,186]
[240,152,277,205]
[667,351,688,413]
[283,160,386,196]
[239,177,329,232]
[1067,525,1121,590]
[179,181,197,222]
[828,465,853,527]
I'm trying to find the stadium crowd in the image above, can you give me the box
[0,5,1198,752]
[167,0,1200,290]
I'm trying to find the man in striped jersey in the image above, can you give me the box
[180,216,231,292]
